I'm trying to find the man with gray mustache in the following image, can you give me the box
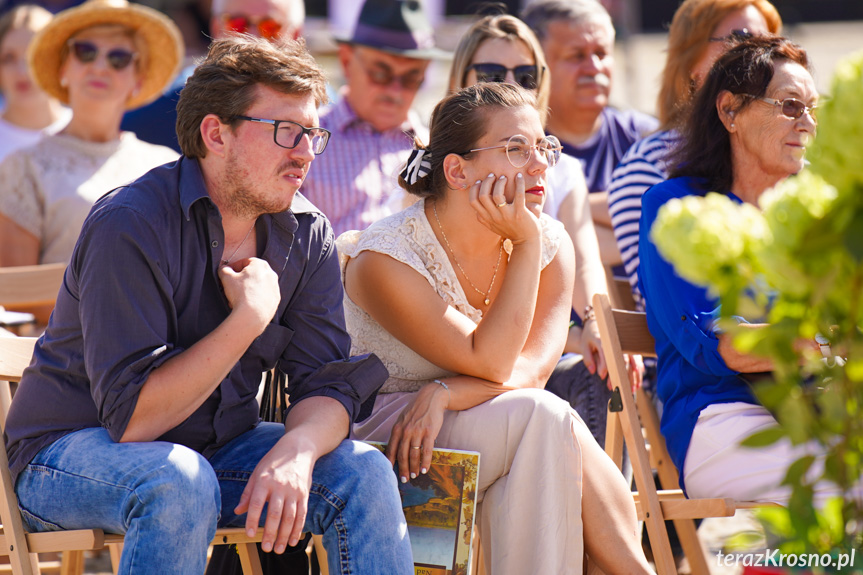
[523,0,658,267]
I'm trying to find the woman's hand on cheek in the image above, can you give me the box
[385,382,449,484]
[469,172,541,244]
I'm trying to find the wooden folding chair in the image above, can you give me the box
[608,275,638,312]
[0,264,67,333]
[593,293,777,575]
[0,265,66,309]
[0,337,265,575]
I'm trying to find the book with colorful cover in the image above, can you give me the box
[367,442,480,575]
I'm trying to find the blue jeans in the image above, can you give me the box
[16,424,413,574]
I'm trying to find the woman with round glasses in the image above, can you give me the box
[608,0,781,310]
[338,82,653,574]
[448,13,637,447]
[639,37,825,504]
[0,0,182,268]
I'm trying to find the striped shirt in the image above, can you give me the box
[301,97,427,236]
[607,129,678,311]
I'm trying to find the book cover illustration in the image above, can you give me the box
[368,443,480,575]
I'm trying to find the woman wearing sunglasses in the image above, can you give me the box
[448,13,638,448]
[0,0,182,268]
[639,37,825,504]
[608,0,781,311]
[339,82,653,574]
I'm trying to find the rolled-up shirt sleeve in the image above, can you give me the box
[281,220,387,422]
[72,203,184,441]
[639,185,737,377]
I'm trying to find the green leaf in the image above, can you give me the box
[843,212,863,261]
[783,455,816,486]
[846,358,863,382]
[741,426,785,448]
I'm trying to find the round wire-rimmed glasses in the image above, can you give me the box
[232,115,331,155]
[464,134,562,168]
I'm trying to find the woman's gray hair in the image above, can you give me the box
[521,0,614,42]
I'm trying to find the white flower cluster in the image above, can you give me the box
[650,192,767,294]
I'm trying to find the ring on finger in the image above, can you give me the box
[411,446,421,450]
[497,201,507,207]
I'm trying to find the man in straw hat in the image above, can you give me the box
[122,0,306,152]
[4,34,413,574]
[300,0,448,236]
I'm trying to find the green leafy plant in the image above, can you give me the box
[650,50,863,570]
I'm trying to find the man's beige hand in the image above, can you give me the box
[219,257,281,330]
[234,436,315,554]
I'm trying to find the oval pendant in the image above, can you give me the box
[484,298,490,306]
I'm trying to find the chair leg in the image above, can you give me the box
[108,543,122,574]
[471,527,486,575]
[672,518,711,575]
[58,551,83,575]
[235,542,263,575]
[312,535,329,575]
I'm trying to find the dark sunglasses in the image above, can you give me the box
[753,96,818,122]
[467,63,541,90]
[233,115,331,154]
[67,40,137,71]
[708,28,753,43]
[222,14,282,40]
[362,65,424,91]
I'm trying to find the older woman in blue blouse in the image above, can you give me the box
[638,37,830,503]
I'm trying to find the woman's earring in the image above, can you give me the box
[730,122,735,128]
[461,183,468,189]
[60,77,69,88]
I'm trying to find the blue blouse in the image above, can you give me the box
[638,176,758,490]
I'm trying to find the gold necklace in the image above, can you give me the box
[432,201,503,306]
[221,222,255,266]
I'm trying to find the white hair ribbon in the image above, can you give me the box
[400,148,432,185]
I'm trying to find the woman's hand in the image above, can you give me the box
[469,172,542,244]
[386,382,450,483]
[624,354,644,392]
[580,319,608,380]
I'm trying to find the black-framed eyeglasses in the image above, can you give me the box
[67,40,137,71]
[462,134,562,168]
[752,96,818,122]
[708,28,753,43]
[467,63,542,90]
[233,116,331,154]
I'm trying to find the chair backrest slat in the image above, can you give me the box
[0,264,66,308]
[0,338,37,385]
[609,308,656,358]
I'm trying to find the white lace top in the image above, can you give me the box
[0,131,178,264]
[337,198,565,394]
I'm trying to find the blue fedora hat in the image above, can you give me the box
[336,0,449,60]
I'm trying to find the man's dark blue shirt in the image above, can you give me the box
[5,157,387,485]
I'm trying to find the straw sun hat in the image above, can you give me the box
[27,0,184,110]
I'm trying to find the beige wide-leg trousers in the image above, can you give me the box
[354,388,587,575]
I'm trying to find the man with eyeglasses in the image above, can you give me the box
[522,0,658,267]
[121,0,305,152]
[4,35,413,574]
[300,0,448,236]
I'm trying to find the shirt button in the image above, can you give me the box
[681,315,686,321]
[211,240,219,248]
